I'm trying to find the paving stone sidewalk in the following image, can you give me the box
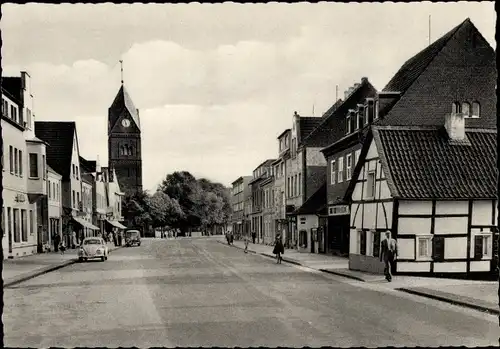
[2,242,123,288]
[219,238,499,315]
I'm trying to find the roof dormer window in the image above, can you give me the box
[462,102,471,118]
[346,114,351,135]
[472,101,480,118]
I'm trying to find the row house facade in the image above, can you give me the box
[249,160,275,243]
[47,166,63,248]
[230,176,252,239]
[101,166,127,233]
[271,129,291,244]
[2,72,48,258]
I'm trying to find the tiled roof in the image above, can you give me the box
[293,181,327,215]
[321,99,343,119]
[382,19,464,93]
[80,156,96,173]
[298,117,323,144]
[373,126,497,199]
[108,85,140,132]
[35,121,76,180]
[1,77,22,103]
[301,79,377,148]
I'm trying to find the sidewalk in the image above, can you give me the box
[2,242,123,288]
[219,238,499,315]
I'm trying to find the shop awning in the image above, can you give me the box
[73,217,100,230]
[106,219,127,229]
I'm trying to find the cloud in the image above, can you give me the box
[2,2,495,190]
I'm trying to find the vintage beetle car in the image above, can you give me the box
[78,237,109,262]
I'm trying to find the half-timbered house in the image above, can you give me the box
[347,111,497,277]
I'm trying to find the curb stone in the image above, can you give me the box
[3,245,125,288]
[397,287,499,315]
[318,268,367,282]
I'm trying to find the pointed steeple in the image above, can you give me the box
[108,84,141,133]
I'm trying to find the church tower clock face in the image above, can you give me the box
[121,119,131,128]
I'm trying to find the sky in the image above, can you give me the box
[1,2,495,191]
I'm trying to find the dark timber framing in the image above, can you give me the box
[429,200,436,273]
[466,199,473,275]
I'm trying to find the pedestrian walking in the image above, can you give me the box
[244,235,249,253]
[380,231,398,282]
[273,234,284,264]
[71,229,77,249]
[252,231,256,244]
[59,240,66,255]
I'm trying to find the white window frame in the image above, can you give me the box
[330,160,336,185]
[346,154,352,180]
[462,102,471,118]
[375,100,379,120]
[416,235,433,261]
[338,156,344,183]
[475,233,493,259]
[472,101,480,118]
[366,171,375,199]
[346,115,351,134]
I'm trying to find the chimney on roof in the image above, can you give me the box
[361,77,368,83]
[353,83,360,89]
[445,111,465,141]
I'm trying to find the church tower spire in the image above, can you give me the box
[119,59,124,85]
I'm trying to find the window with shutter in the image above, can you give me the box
[432,235,445,262]
[474,235,483,260]
[360,230,367,255]
[372,231,381,257]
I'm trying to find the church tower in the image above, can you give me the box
[108,63,143,197]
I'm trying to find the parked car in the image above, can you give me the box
[125,229,141,247]
[78,237,109,262]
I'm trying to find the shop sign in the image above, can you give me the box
[328,205,350,216]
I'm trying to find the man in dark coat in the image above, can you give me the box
[380,231,398,282]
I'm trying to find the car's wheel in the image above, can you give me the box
[78,257,84,262]
[101,256,105,262]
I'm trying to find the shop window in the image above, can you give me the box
[13,208,20,243]
[21,209,27,242]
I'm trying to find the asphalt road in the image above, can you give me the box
[4,238,498,347]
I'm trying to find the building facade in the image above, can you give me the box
[261,175,275,245]
[272,129,290,245]
[108,84,143,198]
[47,166,63,249]
[2,72,47,258]
[347,117,497,277]
[249,160,275,243]
[103,167,127,237]
[230,176,252,240]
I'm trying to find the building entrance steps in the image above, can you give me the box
[3,242,123,288]
[219,238,499,315]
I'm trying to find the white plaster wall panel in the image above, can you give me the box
[383,202,393,229]
[435,200,468,215]
[433,262,467,273]
[469,261,490,272]
[444,237,467,259]
[472,200,493,226]
[379,168,385,179]
[363,203,377,230]
[353,204,362,228]
[376,201,392,230]
[306,147,327,166]
[378,180,392,200]
[366,139,378,159]
[398,239,415,259]
[398,217,431,235]
[399,200,432,215]
[352,184,362,201]
[297,215,318,231]
[434,217,468,234]
[495,200,498,225]
[349,229,358,254]
[397,262,431,272]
